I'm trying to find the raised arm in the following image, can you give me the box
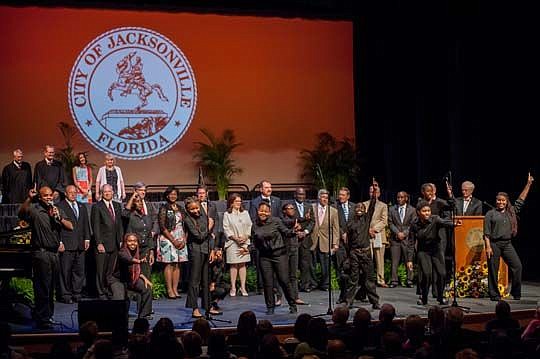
[518,172,534,201]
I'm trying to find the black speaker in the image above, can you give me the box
[78,299,129,332]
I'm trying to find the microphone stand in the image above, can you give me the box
[442,171,470,312]
[313,165,333,317]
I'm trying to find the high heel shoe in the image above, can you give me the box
[240,288,248,297]
[229,289,236,297]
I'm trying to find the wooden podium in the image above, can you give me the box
[453,216,508,298]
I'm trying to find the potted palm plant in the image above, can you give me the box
[299,132,359,198]
[193,128,243,200]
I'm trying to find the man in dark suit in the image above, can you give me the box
[292,187,316,292]
[335,187,355,303]
[33,145,65,201]
[388,191,417,288]
[197,185,219,236]
[1,148,33,204]
[249,180,282,294]
[447,180,483,216]
[57,185,90,303]
[91,184,124,300]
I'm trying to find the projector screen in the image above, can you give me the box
[0,6,354,187]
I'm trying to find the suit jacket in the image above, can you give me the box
[200,200,219,236]
[453,197,483,216]
[388,204,417,242]
[249,195,282,222]
[310,203,340,253]
[33,159,65,193]
[58,199,90,251]
[362,199,389,245]
[91,200,124,253]
[290,200,315,249]
[336,201,355,237]
[1,161,32,204]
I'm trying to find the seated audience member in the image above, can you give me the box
[207,332,236,359]
[193,318,211,354]
[111,327,129,359]
[227,311,258,358]
[327,339,347,359]
[374,303,403,346]
[402,315,429,357]
[82,339,113,359]
[327,305,354,349]
[75,321,99,359]
[455,348,479,359]
[438,307,479,358]
[258,334,287,359]
[149,318,184,358]
[485,300,521,335]
[0,321,27,359]
[522,306,540,342]
[380,331,406,359]
[283,313,312,348]
[424,305,445,349]
[129,318,150,359]
[350,308,376,355]
[50,338,75,359]
[294,317,328,359]
[110,233,153,319]
[183,331,203,359]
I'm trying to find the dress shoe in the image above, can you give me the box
[275,299,282,307]
[438,299,449,305]
[192,312,203,319]
[289,306,298,314]
[388,283,398,288]
[265,308,274,315]
[417,299,428,306]
[229,289,236,297]
[372,303,381,310]
[209,309,223,316]
[405,282,414,288]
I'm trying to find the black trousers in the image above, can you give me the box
[111,278,152,317]
[59,250,85,300]
[315,247,330,289]
[298,242,316,290]
[487,240,522,298]
[186,251,209,310]
[335,246,348,301]
[286,245,299,300]
[389,239,413,284]
[32,249,59,324]
[417,247,446,303]
[95,251,117,299]
[259,254,296,309]
[345,247,379,305]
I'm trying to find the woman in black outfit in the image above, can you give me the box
[408,201,457,305]
[183,196,220,318]
[484,173,533,301]
[123,192,156,279]
[251,201,299,315]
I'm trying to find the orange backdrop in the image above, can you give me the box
[0,6,354,187]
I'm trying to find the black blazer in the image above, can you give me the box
[454,197,483,216]
[91,200,124,253]
[200,200,219,236]
[58,199,90,251]
[388,204,417,241]
[249,195,282,222]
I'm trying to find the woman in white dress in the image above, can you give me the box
[223,193,252,297]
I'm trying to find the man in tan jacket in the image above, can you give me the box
[310,189,340,290]
[363,183,389,287]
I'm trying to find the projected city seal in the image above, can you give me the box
[68,27,197,160]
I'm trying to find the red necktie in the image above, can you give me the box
[108,202,115,220]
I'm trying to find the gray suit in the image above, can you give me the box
[388,204,416,285]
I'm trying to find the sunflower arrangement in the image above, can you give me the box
[444,261,509,298]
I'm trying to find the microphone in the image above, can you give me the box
[482,201,495,210]
[47,201,61,221]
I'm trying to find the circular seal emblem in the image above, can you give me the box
[68,27,197,160]
[465,227,485,253]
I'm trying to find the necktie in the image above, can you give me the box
[298,203,304,217]
[201,201,208,213]
[343,203,349,221]
[141,203,146,216]
[399,206,405,223]
[72,201,79,219]
[318,205,325,224]
[108,202,115,220]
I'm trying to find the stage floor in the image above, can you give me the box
[7,281,540,334]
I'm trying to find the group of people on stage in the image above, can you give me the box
[2,145,535,328]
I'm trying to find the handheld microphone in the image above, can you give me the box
[47,201,61,220]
